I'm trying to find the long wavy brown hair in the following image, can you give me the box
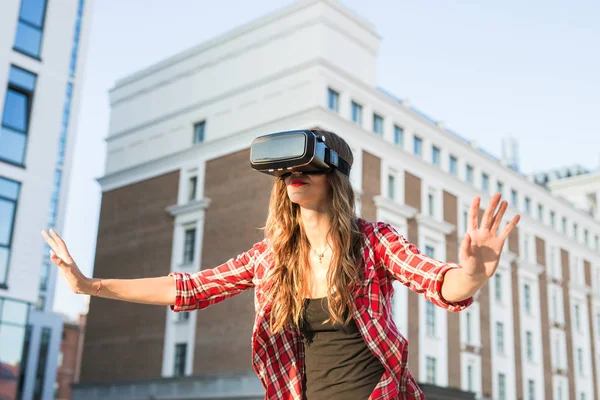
[263,129,364,333]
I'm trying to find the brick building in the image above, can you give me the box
[73,0,599,399]
[55,314,86,400]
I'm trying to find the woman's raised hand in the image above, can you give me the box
[41,229,93,295]
[459,193,521,282]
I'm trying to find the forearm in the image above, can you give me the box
[441,268,487,303]
[89,276,176,306]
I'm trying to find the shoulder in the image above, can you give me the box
[356,218,394,239]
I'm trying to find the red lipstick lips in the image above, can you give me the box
[290,178,307,187]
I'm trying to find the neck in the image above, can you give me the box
[299,206,332,251]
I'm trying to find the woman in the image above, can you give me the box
[42,130,519,399]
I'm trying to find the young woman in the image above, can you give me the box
[42,130,519,399]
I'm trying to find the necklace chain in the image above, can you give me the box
[311,245,330,263]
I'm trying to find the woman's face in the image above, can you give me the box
[284,171,331,210]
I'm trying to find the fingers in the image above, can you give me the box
[50,250,66,268]
[460,232,473,258]
[500,214,521,241]
[41,230,58,250]
[490,200,508,234]
[481,193,501,229]
[468,196,481,232]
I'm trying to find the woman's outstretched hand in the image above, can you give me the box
[459,193,521,283]
[41,229,93,295]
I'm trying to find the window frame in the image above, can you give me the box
[0,176,22,287]
[12,0,49,60]
[193,121,206,144]
[327,87,339,112]
[1,66,38,167]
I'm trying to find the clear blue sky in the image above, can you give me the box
[54,0,600,319]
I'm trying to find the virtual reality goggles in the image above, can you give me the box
[250,130,351,179]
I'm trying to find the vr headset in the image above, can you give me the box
[249,130,351,179]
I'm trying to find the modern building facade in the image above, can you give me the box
[0,0,91,399]
[76,0,599,399]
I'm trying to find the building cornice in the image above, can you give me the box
[166,198,212,216]
[373,196,418,220]
[516,260,545,277]
[416,213,455,235]
[568,281,592,296]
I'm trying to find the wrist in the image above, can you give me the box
[86,278,101,296]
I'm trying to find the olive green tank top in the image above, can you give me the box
[299,297,385,400]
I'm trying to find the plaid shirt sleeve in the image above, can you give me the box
[373,221,472,312]
[169,239,267,312]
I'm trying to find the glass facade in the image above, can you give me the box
[1,66,37,165]
[0,298,30,400]
[13,0,48,59]
[0,177,21,286]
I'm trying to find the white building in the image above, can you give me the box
[74,1,599,399]
[0,0,91,399]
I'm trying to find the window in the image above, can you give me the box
[34,327,51,398]
[511,189,518,206]
[373,113,384,135]
[432,146,441,167]
[0,177,21,286]
[449,155,458,176]
[13,0,48,58]
[427,191,435,217]
[425,302,436,337]
[496,322,504,354]
[387,174,395,200]
[552,291,558,322]
[425,356,436,384]
[526,331,533,361]
[413,136,422,157]
[497,181,504,196]
[525,197,531,214]
[39,261,50,291]
[394,125,404,146]
[467,365,473,391]
[528,380,535,400]
[584,229,589,246]
[495,273,502,303]
[550,211,556,228]
[327,88,339,112]
[183,228,196,264]
[1,66,37,165]
[174,343,187,377]
[466,312,472,343]
[351,101,362,125]
[523,234,530,260]
[573,223,578,240]
[188,176,197,202]
[466,164,474,184]
[562,217,567,234]
[462,209,468,235]
[176,312,190,322]
[595,235,599,251]
[575,304,581,331]
[482,173,489,192]
[581,393,586,400]
[524,284,531,313]
[425,245,435,258]
[498,373,506,400]
[193,121,205,143]
[577,348,584,375]
[537,204,543,221]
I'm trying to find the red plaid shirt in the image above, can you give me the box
[171,219,473,399]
